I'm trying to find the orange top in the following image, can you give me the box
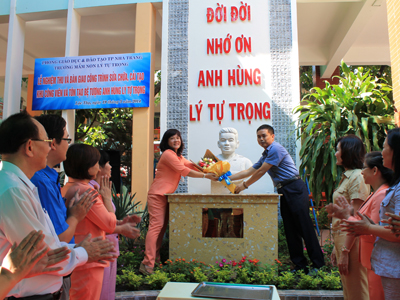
[61,181,117,270]
[148,149,197,195]
[348,184,389,269]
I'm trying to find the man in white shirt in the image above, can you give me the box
[0,112,115,299]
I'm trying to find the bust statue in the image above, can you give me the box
[216,127,252,173]
[208,128,251,237]
[211,127,252,194]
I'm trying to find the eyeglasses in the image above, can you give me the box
[62,138,72,144]
[31,139,53,146]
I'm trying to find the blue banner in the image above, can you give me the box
[32,53,151,110]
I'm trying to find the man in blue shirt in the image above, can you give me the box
[230,124,324,273]
[31,114,97,299]
[31,115,95,244]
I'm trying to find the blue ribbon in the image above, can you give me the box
[218,171,232,185]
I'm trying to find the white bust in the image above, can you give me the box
[212,128,252,194]
[216,127,252,173]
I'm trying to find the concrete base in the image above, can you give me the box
[167,193,280,266]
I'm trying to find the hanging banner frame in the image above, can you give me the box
[32,52,151,110]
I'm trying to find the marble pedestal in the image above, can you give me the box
[167,193,280,265]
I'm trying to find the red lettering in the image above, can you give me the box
[229,103,236,120]
[254,68,261,85]
[208,103,215,120]
[207,8,214,22]
[215,38,223,54]
[246,103,253,120]
[207,39,214,54]
[254,103,262,119]
[263,102,271,119]
[244,37,251,53]
[245,69,252,85]
[237,103,245,120]
[36,90,44,98]
[215,70,222,86]
[190,105,196,121]
[198,71,205,87]
[206,70,213,87]
[228,70,235,86]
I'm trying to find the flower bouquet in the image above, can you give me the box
[192,150,236,193]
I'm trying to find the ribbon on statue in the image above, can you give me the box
[218,171,232,185]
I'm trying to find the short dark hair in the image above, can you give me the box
[98,150,110,168]
[63,144,100,180]
[386,128,400,185]
[35,114,66,144]
[337,135,365,169]
[0,111,39,154]
[365,151,393,185]
[159,129,184,156]
[257,124,274,134]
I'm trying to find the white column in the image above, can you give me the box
[3,0,26,119]
[62,0,81,142]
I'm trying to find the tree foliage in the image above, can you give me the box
[73,70,161,188]
[295,61,395,205]
[75,108,133,186]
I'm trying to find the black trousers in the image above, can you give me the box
[278,179,325,269]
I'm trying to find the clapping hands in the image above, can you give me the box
[340,212,375,236]
[67,189,97,222]
[4,230,71,279]
[381,212,400,237]
[98,176,112,203]
[325,196,351,220]
[119,214,141,240]
[76,234,117,264]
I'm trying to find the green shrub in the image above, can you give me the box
[117,249,144,271]
[319,270,342,290]
[116,269,144,290]
[169,273,188,282]
[234,267,251,284]
[158,258,206,282]
[214,268,236,283]
[193,267,208,282]
[296,272,321,290]
[115,237,343,291]
[146,270,170,289]
[276,271,296,289]
[252,270,277,286]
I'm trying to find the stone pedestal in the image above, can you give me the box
[167,193,280,265]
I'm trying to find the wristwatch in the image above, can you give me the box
[341,245,350,253]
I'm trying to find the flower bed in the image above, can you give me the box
[116,224,341,291]
[117,255,341,291]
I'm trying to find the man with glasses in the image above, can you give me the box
[0,112,115,299]
[31,114,95,300]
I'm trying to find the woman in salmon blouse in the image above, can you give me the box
[327,151,393,300]
[62,144,139,300]
[139,129,218,275]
